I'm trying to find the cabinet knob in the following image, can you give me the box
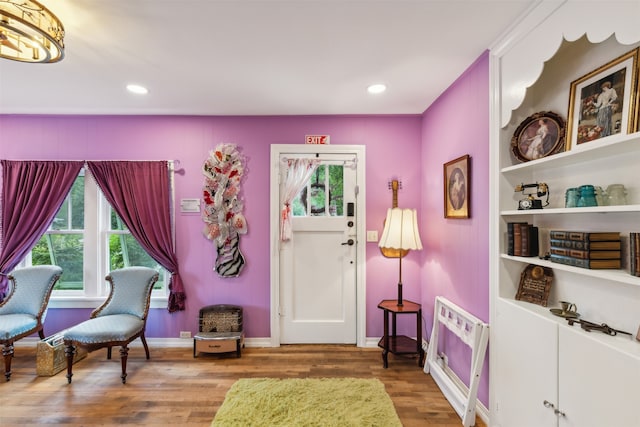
[554,408,566,417]
[543,401,566,417]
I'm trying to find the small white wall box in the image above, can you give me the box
[180,198,200,213]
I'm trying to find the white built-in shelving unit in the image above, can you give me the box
[489,1,640,426]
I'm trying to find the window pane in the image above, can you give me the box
[50,198,70,230]
[32,234,84,291]
[291,164,345,217]
[328,165,344,216]
[309,166,326,216]
[108,234,165,290]
[110,209,128,231]
[70,175,84,229]
[291,195,306,216]
[50,175,84,230]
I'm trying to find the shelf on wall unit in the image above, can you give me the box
[500,254,640,287]
[501,131,640,174]
[501,205,640,216]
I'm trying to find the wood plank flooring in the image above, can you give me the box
[1,344,487,426]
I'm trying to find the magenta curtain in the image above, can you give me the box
[0,160,84,299]
[87,161,185,312]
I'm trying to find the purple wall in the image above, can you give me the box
[1,52,491,406]
[420,51,490,405]
[0,114,423,339]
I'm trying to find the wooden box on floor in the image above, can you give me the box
[36,334,87,376]
[194,304,244,358]
[193,331,244,357]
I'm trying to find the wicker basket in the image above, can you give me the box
[36,334,87,376]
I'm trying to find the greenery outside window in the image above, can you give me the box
[107,210,165,291]
[292,163,344,217]
[25,169,168,305]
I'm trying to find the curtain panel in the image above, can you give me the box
[279,158,320,241]
[0,160,84,299]
[87,161,185,312]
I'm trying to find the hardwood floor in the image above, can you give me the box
[1,343,487,426]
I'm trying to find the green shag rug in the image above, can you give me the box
[211,377,402,426]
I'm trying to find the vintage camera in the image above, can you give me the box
[515,182,549,210]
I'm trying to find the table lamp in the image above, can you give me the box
[378,208,423,306]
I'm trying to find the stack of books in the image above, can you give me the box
[549,230,621,269]
[507,222,539,257]
[630,233,640,277]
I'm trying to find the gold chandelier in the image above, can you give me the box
[0,0,64,63]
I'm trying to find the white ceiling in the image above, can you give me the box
[0,0,535,116]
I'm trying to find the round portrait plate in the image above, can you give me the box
[511,111,566,163]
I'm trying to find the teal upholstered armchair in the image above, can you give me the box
[62,266,159,384]
[0,265,63,381]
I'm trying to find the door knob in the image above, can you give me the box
[341,239,355,246]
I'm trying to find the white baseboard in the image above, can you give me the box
[426,356,490,426]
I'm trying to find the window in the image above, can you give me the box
[107,208,165,291]
[31,173,85,291]
[292,163,344,217]
[26,169,168,305]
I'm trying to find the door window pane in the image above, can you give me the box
[292,163,344,217]
[328,165,344,216]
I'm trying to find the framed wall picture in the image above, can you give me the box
[511,111,566,162]
[444,154,470,219]
[567,47,639,149]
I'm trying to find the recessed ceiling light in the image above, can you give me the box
[126,84,149,95]
[367,84,387,94]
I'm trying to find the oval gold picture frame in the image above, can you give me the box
[511,111,566,163]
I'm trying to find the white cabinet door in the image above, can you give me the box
[559,326,640,427]
[492,300,559,427]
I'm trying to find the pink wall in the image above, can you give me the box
[2,53,492,404]
[420,51,490,405]
[0,114,423,339]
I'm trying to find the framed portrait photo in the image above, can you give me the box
[567,47,639,149]
[444,154,470,219]
[511,111,566,162]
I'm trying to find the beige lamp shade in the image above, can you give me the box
[378,208,423,251]
[378,207,422,306]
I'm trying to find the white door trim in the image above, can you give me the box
[269,144,366,347]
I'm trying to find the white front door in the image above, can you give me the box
[270,145,365,346]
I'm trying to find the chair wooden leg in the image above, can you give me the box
[107,346,112,359]
[2,342,14,381]
[120,346,129,384]
[65,344,76,384]
[140,333,150,359]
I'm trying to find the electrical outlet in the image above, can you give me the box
[439,352,448,366]
[179,331,191,338]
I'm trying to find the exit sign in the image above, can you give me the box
[305,135,330,145]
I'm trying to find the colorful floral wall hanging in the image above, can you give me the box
[202,143,247,277]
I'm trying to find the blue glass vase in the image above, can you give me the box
[577,185,597,207]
